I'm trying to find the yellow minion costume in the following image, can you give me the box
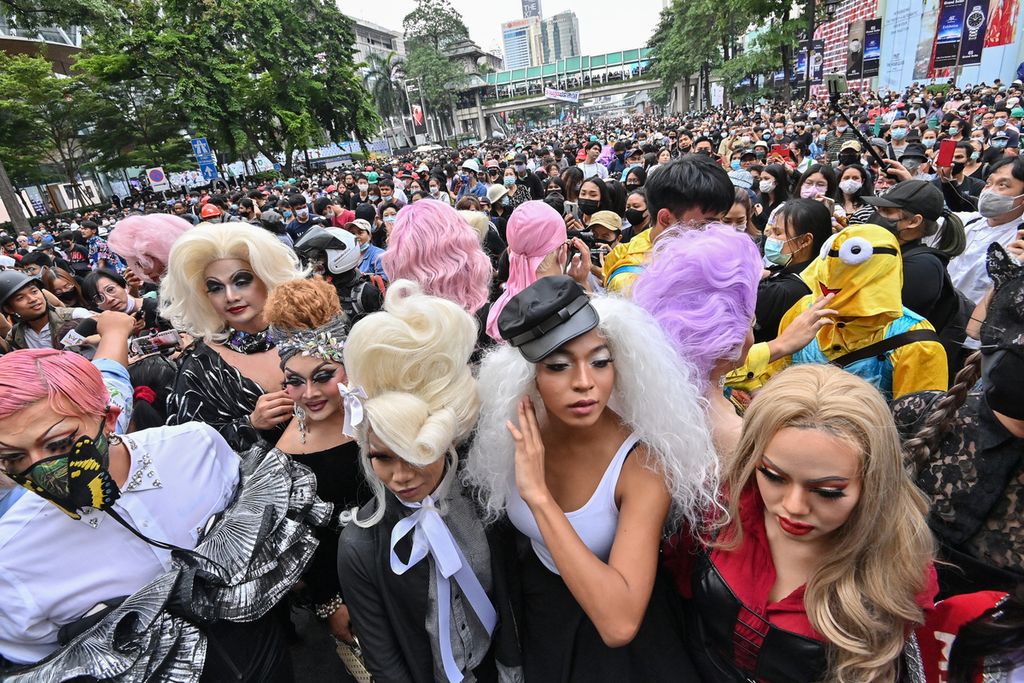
[727,225,948,400]
[603,228,653,295]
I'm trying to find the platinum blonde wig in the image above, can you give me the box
[343,279,480,527]
[465,294,720,532]
[159,222,304,342]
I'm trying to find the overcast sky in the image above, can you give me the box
[340,0,665,60]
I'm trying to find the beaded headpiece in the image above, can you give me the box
[270,316,349,364]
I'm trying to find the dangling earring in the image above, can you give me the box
[294,405,307,444]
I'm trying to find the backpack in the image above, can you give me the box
[337,273,386,321]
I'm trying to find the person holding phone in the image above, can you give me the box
[935,142,985,211]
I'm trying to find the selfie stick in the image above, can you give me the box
[825,75,892,174]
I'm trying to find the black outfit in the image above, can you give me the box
[754,197,785,232]
[517,170,545,200]
[934,176,985,212]
[900,241,954,327]
[893,389,1024,597]
[514,534,697,682]
[753,259,813,344]
[63,244,91,277]
[166,340,284,451]
[338,494,520,683]
[136,296,174,335]
[327,270,384,324]
[489,210,509,243]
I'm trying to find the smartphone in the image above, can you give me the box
[771,144,791,159]
[564,201,581,222]
[130,329,181,356]
[935,139,956,168]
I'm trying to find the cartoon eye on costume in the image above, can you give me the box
[819,234,838,261]
[837,237,874,265]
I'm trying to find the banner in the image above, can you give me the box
[958,2,988,63]
[811,40,825,84]
[793,41,809,83]
[846,21,866,79]
[544,87,580,104]
[984,0,1019,46]
[406,82,428,137]
[862,19,882,76]
[932,0,968,69]
[913,0,943,79]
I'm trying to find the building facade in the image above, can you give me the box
[540,11,581,64]
[501,17,543,69]
[349,16,405,65]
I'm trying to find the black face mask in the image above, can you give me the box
[625,183,641,190]
[624,209,646,227]
[9,420,120,519]
[951,161,966,176]
[982,350,1024,419]
[58,290,78,303]
[839,154,859,166]
[577,199,601,216]
[867,211,899,235]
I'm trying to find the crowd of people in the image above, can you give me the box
[1,78,1023,683]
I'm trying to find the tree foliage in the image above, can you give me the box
[401,0,471,137]
[401,0,469,52]
[0,0,113,30]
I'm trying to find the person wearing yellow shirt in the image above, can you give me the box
[727,224,948,400]
[603,155,734,295]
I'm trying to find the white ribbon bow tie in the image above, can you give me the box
[390,495,497,682]
[337,383,367,437]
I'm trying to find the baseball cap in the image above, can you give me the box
[840,140,862,153]
[588,211,622,232]
[346,218,373,234]
[862,180,944,222]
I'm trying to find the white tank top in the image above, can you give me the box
[506,433,641,575]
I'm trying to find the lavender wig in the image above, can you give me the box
[632,224,762,389]
[381,200,492,314]
[107,214,193,284]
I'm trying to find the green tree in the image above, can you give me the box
[401,0,470,52]
[363,51,411,148]
[0,0,113,30]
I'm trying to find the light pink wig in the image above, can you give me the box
[108,214,193,283]
[381,200,492,314]
[0,349,109,421]
[485,200,566,340]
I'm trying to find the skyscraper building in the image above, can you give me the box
[501,17,543,69]
[540,11,581,63]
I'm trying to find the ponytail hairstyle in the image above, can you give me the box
[932,208,967,259]
[127,354,178,431]
[902,351,982,477]
[720,365,934,683]
[343,280,479,527]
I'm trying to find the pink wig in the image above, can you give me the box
[108,214,193,283]
[0,349,109,421]
[631,224,762,389]
[381,200,492,314]
[485,201,567,340]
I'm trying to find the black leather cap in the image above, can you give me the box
[498,276,599,362]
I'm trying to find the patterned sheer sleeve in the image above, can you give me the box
[165,341,266,452]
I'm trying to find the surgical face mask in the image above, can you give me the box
[383,215,396,225]
[982,350,1024,419]
[971,151,981,161]
[774,128,784,136]
[948,126,960,135]
[514,163,526,173]
[429,186,440,195]
[283,209,293,220]
[977,189,1024,217]
[8,420,119,519]
[730,160,742,171]
[359,241,369,252]
[740,136,752,145]
[763,236,794,266]
[460,174,469,184]
[501,196,511,207]
[503,176,515,187]
[903,159,923,174]
[994,117,1007,127]
[357,183,368,193]
[369,194,380,202]
[800,183,824,199]
[992,139,1008,149]
[922,138,936,148]
[759,179,776,194]
[839,179,863,195]
[891,127,908,140]
[836,126,848,134]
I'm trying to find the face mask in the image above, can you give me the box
[818,134,828,142]
[903,159,922,174]
[624,208,646,226]
[891,127,908,140]
[10,421,120,519]
[730,160,742,171]
[503,176,515,187]
[971,151,981,161]
[740,136,752,145]
[977,189,1024,217]
[922,138,936,148]
[755,151,767,160]
[992,139,1008,149]
[578,199,600,216]
[514,163,526,173]
[995,117,1007,127]
[774,128,784,136]
[625,183,640,190]
[981,348,1024,418]
[867,211,899,235]
[759,179,776,193]
[283,210,293,219]
[358,183,368,193]
[800,184,824,199]
[763,237,794,266]
[837,126,848,134]
[460,174,469,184]
[502,196,511,206]
[359,241,369,252]
[369,194,380,202]
[429,186,440,195]
[383,216,396,225]
[839,179,863,195]
[230,203,239,211]
[763,133,772,141]
[951,161,966,176]
[296,210,309,221]
[948,127,959,135]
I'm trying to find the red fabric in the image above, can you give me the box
[663,486,939,645]
[916,591,1006,683]
[133,385,157,404]
[331,210,355,228]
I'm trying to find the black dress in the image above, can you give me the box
[285,440,368,606]
[513,534,698,682]
[166,340,284,451]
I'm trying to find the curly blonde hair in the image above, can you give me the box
[264,276,342,330]
[720,364,934,683]
[159,222,304,341]
[343,279,480,526]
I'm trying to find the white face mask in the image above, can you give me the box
[839,179,863,195]
[759,179,776,194]
[358,183,368,192]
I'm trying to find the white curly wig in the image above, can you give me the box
[465,294,720,533]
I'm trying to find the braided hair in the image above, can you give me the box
[903,351,982,477]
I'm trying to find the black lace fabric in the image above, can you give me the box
[893,390,1024,573]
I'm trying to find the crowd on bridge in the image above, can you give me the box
[0,77,1023,683]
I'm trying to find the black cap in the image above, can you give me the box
[354,202,376,223]
[498,276,600,362]
[897,143,928,162]
[862,180,944,221]
[513,153,528,164]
